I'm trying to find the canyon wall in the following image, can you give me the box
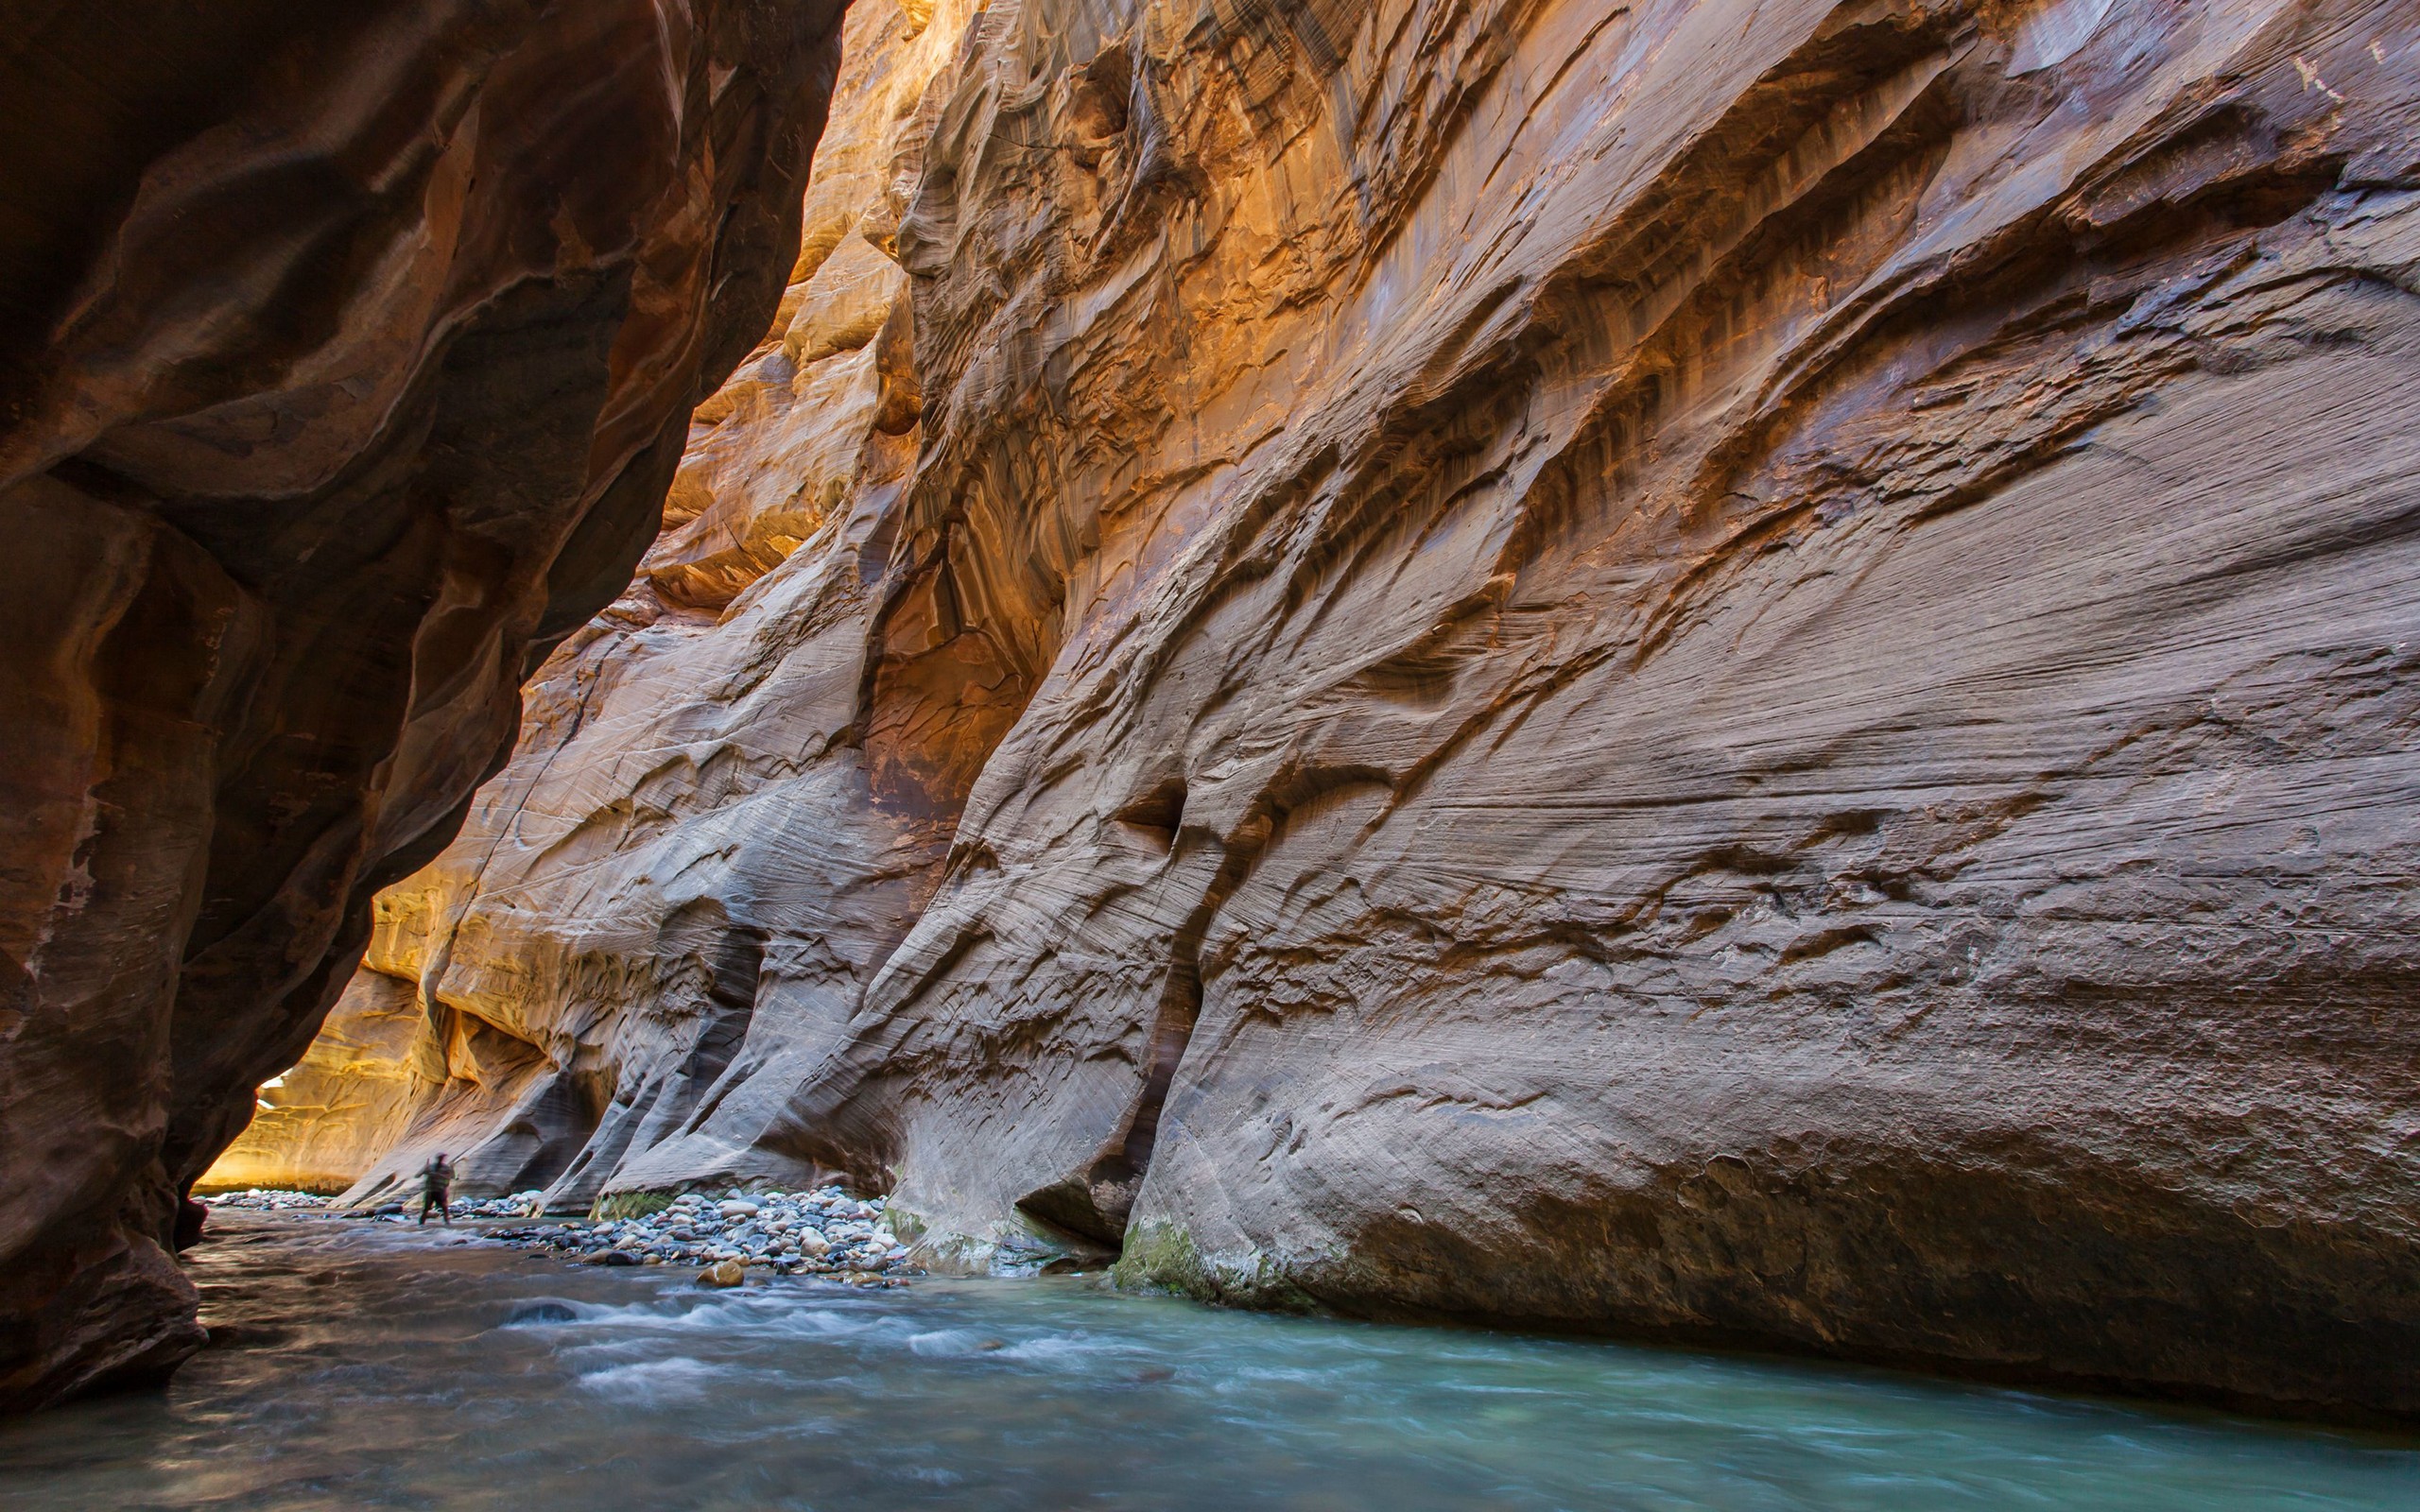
[0,0,844,1410]
[220,0,980,1219]
[220,0,2420,1420]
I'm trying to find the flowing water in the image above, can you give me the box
[4,1214,2415,1511]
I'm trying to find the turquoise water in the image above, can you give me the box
[3,1213,2415,1510]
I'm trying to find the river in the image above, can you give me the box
[3,1213,2414,1510]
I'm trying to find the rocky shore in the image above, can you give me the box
[200,1191,335,1213]
[205,1188,916,1288]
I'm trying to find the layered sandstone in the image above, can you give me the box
[216,0,978,1218]
[228,0,2420,1420]
[0,0,843,1410]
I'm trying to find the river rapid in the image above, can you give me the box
[2,1213,2414,1511]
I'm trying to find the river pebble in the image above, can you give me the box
[201,1183,917,1284]
[455,1191,549,1219]
[200,1189,334,1211]
[479,1184,916,1285]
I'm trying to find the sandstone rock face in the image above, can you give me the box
[228,0,2420,1420]
[215,0,980,1222]
[0,0,844,1411]
[194,971,422,1197]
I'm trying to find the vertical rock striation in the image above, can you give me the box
[226,0,2420,1420]
[0,0,844,1410]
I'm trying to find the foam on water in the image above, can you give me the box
[576,1356,732,1404]
[2,1213,2415,1512]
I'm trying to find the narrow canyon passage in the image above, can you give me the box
[207,0,2420,1424]
[5,1211,2416,1511]
[6,0,2420,1482]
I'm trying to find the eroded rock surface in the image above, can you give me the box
[224,0,2420,1419]
[212,0,977,1222]
[0,0,844,1410]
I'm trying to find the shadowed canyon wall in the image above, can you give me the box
[221,0,981,1221]
[216,0,2420,1420]
[0,0,845,1410]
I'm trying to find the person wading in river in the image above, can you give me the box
[418,1153,454,1226]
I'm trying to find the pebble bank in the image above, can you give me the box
[202,1187,916,1286]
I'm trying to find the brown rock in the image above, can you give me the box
[232,0,2420,1422]
[212,0,978,1215]
[198,971,423,1197]
[699,1260,748,1289]
[0,0,845,1411]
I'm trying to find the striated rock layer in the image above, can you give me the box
[217,0,980,1221]
[225,0,2420,1420]
[0,0,844,1410]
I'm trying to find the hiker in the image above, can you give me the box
[418,1153,454,1226]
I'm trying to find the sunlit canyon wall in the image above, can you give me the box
[219,0,2420,1420]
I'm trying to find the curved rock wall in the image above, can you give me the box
[223,0,2420,1420]
[214,0,980,1221]
[0,0,844,1410]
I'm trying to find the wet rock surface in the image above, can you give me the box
[0,0,847,1410]
[211,0,2420,1421]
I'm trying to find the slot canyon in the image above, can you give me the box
[6,0,2420,1461]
